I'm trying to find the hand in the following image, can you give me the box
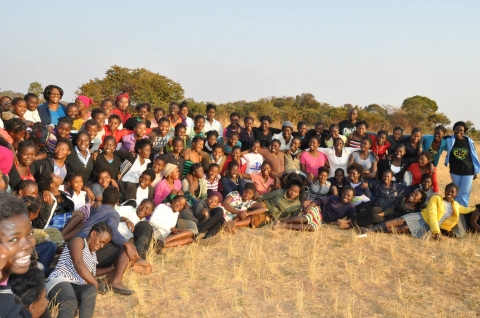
[123,242,139,261]
[202,210,210,220]
[307,173,315,181]
[171,189,179,195]
[239,211,248,220]
[92,151,99,161]
[177,190,184,195]
[170,227,182,234]
[42,190,53,204]
[92,201,102,209]
[110,179,119,189]
[302,200,313,209]
[432,233,442,241]
[361,182,368,189]
[126,220,135,232]
[85,188,95,202]
[474,174,478,180]
[373,153,380,162]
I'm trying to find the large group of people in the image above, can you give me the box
[1,86,479,318]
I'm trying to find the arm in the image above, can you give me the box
[431,167,439,193]
[181,178,190,193]
[69,237,98,288]
[364,160,378,179]
[423,195,441,235]
[469,207,480,232]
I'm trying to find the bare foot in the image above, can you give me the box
[131,260,154,275]
[223,221,237,234]
[338,222,351,230]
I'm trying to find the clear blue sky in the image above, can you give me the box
[1,0,479,127]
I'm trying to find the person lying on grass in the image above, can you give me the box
[363,183,478,240]
[188,191,225,245]
[273,186,355,232]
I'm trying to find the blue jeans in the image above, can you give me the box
[36,241,56,270]
[450,173,474,206]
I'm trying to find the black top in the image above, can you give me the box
[94,153,123,179]
[449,137,474,175]
[399,137,419,161]
[66,150,94,183]
[338,120,356,136]
[239,128,255,151]
[123,118,151,131]
[377,157,412,183]
[299,130,329,149]
[163,152,185,178]
[8,164,38,191]
[385,197,418,219]
[252,127,281,148]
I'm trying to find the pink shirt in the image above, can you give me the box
[0,146,14,175]
[300,151,327,177]
[250,173,274,195]
[153,179,182,206]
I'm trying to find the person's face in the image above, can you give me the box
[76,134,90,151]
[101,102,113,117]
[170,105,179,116]
[193,166,205,179]
[260,120,269,131]
[207,135,217,147]
[56,122,71,139]
[138,107,149,120]
[194,139,205,152]
[242,189,255,201]
[1,98,12,111]
[349,169,360,182]
[290,139,301,152]
[137,202,154,219]
[19,146,36,166]
[55,143,71,161]
[261,164,271,176]
[230,116,240,128]
[69,176,84,192]
[271,142,280,153]
[331,128,340,138]
[377,133,386,145]
[26,97,38,112]
[335,171,345,183]
[433,128,445,143]
[206,195,219,208]
[176,127,186,137]
[29,287,48,318]
[208,167,219,179]
[134,123,147,137]
[88,231,111,252]
[153,159,166,174]
[158,121,169,136]
[93,113,106,127]
[444,186,457,202]
[195,118,205,130]
[180,107,189,118]
[13,100,27,117]
[357,125,366,136]
[0,213,35,277]
[139,174,152,189]
[10,129,26,142]
[394,146,406,159]
[407,190,423,203]
[309,138,319,150]
[349,109,358,121]
[228,135,239,146]
[86,125,98,140]
[117,97,129,111]
[360,139,371,151]
[98,171,111,189]
[286,185,301,200]
[283,127,292,140]
[244,119,253,131]
[49,88,61,104]
[228,165,239,178]
[28,208,40,222]
[333,139,344,151]
[169,167,180,180]
[298,124,307,136]
[341,189,354,203]
[19,185,38,198]
[393,129,403,141]
[173,140,184,153]
[206,108,215,120]
[382,172,393,185]
[52,174,63,187]
[410,132,421,144]
[251,143,260,154]
[418,154,429,167]
[103,139,116,155]
[171,197,187,212]
[318,171,329,184]
[67,106,79,119]
[154,110,164,122]
[138,145,152,159]
[454,125,465,139]
[108,118,121,132]
[421,177,432,191]
[232,148,241,161]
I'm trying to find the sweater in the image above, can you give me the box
[78,204,127,246]
[407,163,439,192]
[313,195,356,222]
[420,194,475,234]
[257,189,301,220]
[66,151,94,183]
[117,180,154,206]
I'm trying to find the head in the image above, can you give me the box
[229,112,240,129]
[418,151,433,167]
[87,222,113,252]
[432,125,447,143]
[348,108,359,122]
[227,131,240,146]
[251,140,261,154]
[66,172,84,193]
[137,199,154,219]
[211,144,225,162]
[156,117,170,137]
[95,166,112,189]
[194,115,205,131]
[163,163,180,180]
[231,146,242,161]
[259,116,272,131]
[206,191,222,209]
[91,108,106,127]
[18,181,38,198]
[153,157,167,174]
[75,96,93,112]
[171,195,187,212]
[24,93,39,112]
[56,117,73,138]
[206,131,219,147]
[134,122,147,138]
[37,172,62,191]
[17,140,37,166]
[242,183,257,201]
[5,118,26,142]
[315,122,324,135]
[329,124,340,138]
[410,128,422,144]
[153,107,165,122]
[102,186,120,206]
[192,136,205,152]
[179,103,189,119]
[83,119,99,140]
[392,127,404,142]
[0,193,35,280]
[9,268,48,318]
[115,93,130,111]
[444,183,459,202]
[66,103,79,120]
[340,186,355,204]
[285,179,303,200]
[260,161,272,177]
[139,169,156,189]
[406,190,427,207]
[334,168,345,183]
[382,170,394,185]
[75,131,91,152]
[394,144,406,159]
[317,166,330,183]
[421,174,433,191]
[100,99,114,117]
[190,163,204,179]
[1,96,12,111]
[308,136,320,150]
[171,137,184,154]
[244,116,254,131]
[333,138,345,152]
[136,103,151,120]
[356,121,367,136]
[377,130,388,145]
[43,85,63,104]
[11,98,27,117]
[281,121,294,139]
[102,136,117,155]
[297,121,307,136]
[453,121,468,139]
[134,139,152,159]
[290,137,301,153]
[347,163,363,183]
[107,114,122,133]
[270,139,281,153]
[206,104,216,121]
[207,164,220,180]
[227,161,239,179]
[175,123,187,137]
[169,102,179,116]
[22,196,41,222]
[360,136,372,152]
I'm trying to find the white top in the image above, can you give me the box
[95,128,106,142]
[71,191,87,210]
[0,118,3,128]
[244,153,264,174]
[115,206,142,241]
[135,186,149,208]
[390,164,401,181]
[439,202,453,225]
[24,109,41,123]
[121,157,151,183]
[149,204,179,239]
[185,117,194,128]
[272,132,293,151]
[317,147,356,177]
[204,117,223,136]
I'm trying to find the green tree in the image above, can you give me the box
[27,81,44,102]
[75,65,184,110]
[401,95,440,129]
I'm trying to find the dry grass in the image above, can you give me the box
[90,149,480,318]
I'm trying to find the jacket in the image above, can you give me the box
[421,194,475,234]
[444,135,480,175]
[117,180,153,206]
[38,102,68,126]
[422,135,447,166]
[78,204,127,246]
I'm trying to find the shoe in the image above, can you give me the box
[194,233,206,243]
[98,282,108,295]
[198,234,221,246]
[111,286,135,296]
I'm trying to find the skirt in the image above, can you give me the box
[401,212,430,238]
[304,206,323,232]
[49,212,73,230]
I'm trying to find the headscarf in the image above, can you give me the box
[163,163,177,177]
[76,96,93,109]
[116,93,130,103]
[208,191,223,202]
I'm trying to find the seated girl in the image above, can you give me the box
[219,161,246,198]
[364,183,477,240]
[413,174,434,202]
[192,191,224,245]
[117,169,156,208]
[348,136,378,179]
[307,166,331,200]
[182,163,208,202]
[9,268,48,318]
[338,189,427,229]
[46,222,114,318]
[153,163,182,206]
[377,143,412,183]
[204,163,221,191]
[406,151,439,192]
[120,139,152,183]
[150,195,194,252]
[120,121,149,153]
[246,161,278,196]
[65,171,90,211]
[333,163,372,212]
[151,156,166,188]
[274,186,356,232]
[221,145,247,176]
[203,130,220,154]
[202,143,226,173]
[221,183,257,233]
[328,168,348,196]
[116,199,154,241]
[365,169,408,210]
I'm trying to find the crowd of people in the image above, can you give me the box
[1,86,480,318]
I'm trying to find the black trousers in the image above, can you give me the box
[48,282,97,318]
[352,206,385,227]
[198,207,225,237]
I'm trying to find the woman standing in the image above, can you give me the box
[444,121,480,206]
[300,137,328,180]
[422,125,447,166]
[252,116,280,148]
[38,85,67,126]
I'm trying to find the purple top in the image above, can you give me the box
[313,195,355,222]
[120,134,148,152]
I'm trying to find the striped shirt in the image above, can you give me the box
[203,174,221,191]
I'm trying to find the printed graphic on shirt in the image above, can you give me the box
[342,127,356,137]
[452,147,469,160]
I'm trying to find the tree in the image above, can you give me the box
[428,113,451,128]
[401,95,439,129]
[75,65,184,110]
[27,82,44,102]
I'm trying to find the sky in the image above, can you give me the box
[1,0,479,127]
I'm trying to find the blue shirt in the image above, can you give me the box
[50,107,66,126]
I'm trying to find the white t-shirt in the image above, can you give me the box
[71,191,87,210]
[135,186,149,208]
[115,206,141,241]
[149,204,179,240]
[272,132,292,151]
[439,202,453,226]
[244,153,264,174]
[24,109,41,123]
[204,117,223,136]
[122,157,151,183]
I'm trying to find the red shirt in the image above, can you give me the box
[221,155,247,176]
[407,163,439,193]
[111,108,132,124]
[103,125,131,144]
[370,135,391,157]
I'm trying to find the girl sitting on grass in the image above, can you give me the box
[221,183,257,233]
[307,166,331,200]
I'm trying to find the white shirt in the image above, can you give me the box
[115,206,142,241]
[121,157,151,183]
[244,153,264,174]
[204,117,223,136]
[149,204,179,239]
[185,117,194,128]
[135,186,149,208]
[75,146,91,166]
[272,132,293,151]
[439,202,454,226]
[24,109,41,123]
[317,147,356,177]
[71,191,87,210]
